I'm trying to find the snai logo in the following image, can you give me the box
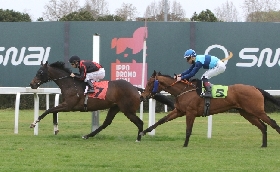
[205,44,280,67]
[111,27,148,58]
[205,44,232,65]
[0,47,50,66]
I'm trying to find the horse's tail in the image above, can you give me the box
[256,87,280,107]
[153,94,175,109]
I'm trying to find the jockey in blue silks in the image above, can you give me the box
[175,49,226,98]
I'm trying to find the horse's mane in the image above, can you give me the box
[49,61,72,74]
[158,73,173,79]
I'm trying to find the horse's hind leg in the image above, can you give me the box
[125,112,144,142]
[140,108,183,136]
[256,112,280,134]
[82,105,120,139]
[239,109,268,147]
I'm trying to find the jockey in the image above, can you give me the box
[69,55,105,93]
[175,49,226,98]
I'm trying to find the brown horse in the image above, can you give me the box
[29,61,170,142]
[139,70,280,147]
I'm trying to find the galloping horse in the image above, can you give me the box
[29,61,173,142]
[140,71,280,147]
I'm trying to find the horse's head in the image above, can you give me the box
[140,70,165,101]
[140,70,197,101]
[30,61,49,89]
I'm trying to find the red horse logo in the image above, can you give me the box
[111,27,148,57]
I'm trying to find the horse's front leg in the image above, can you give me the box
[183,114,196,147]
[30,102,69,128]
[53,113,59,135]
[140,108,183,136]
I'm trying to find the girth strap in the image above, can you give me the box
[203,97,211,117]
[84,94,89,112]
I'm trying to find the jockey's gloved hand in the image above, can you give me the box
[177,76,182,81]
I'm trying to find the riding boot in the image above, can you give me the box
[201,81,212,98]
[86,80,95,93]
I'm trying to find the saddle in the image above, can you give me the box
[83,81,109,111]
[187,79,228,117]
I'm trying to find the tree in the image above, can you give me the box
[246,11,280,22]
[215,0,240,22]
[59,11,95,21]
[169,0,185,21]
[144,0,161,21]
[43,0,81,21]
[0,9,31,22]
[83,0,109,19]
[144,0,185,21]
[97,15,125,21]
[37,17,44,21]
[191,9,219,22]
[242,0,280,22]
[115,3,138,21]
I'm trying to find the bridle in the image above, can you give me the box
[39,69,70,84]
[38,67,80,97]
[150,75,197,98]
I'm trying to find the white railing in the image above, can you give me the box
[3,87,279,138]
[0,87,61,135]
[147,90,280,137]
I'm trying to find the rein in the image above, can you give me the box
[176,88,197,98]
[151,76,197,98]
[52,75,69,81]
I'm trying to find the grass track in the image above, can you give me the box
[0,109,280,171]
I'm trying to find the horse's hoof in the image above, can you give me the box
[135,140,141,143]
[54,130,59,135]
[82,135,89,139]
[139,132,146,136]
[30,124,36,128]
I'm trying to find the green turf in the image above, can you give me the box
[0,109,280,171]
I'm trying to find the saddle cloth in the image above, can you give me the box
[86,81,109,100]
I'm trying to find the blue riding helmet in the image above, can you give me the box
[183,49,196,58]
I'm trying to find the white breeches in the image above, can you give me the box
[201,60,226,79]
[84,68,105,82]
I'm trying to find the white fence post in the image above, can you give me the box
[46,94,49,110]
[148,98,156,135]
[14,92,21,134]
[207,115,212,138]
[33,93,39,135]
[92,34,100,131]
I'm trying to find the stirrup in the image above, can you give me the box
[87,89,94,93]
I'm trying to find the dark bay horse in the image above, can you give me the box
[139,71,280,147]
[29,61,173,142]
